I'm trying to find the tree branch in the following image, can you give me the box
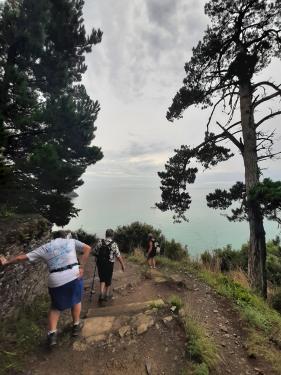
[216,121,244,153]
[256,110,281,128]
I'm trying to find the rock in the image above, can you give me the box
[118,325,130,338]
[82,316,115,338]
[132,313,155,330]
[213,310,219,313]
[73,341,87,352]
[86,334,107,344]
[219,325,228,333]
[162,316,173,324]
[169,274,187,288]
[178,308,185,318]
[170,306,177,312]
[145,308,157,315]
[254,368,264,375]
[135,313,155,335]
[137,323,149,335]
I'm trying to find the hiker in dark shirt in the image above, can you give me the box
[146,233,157,269]
[93,229,125,302]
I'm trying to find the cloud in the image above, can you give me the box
[83,0,208,101]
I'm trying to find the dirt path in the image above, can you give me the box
[27,258,274,375]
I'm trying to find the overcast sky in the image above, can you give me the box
[81,0,280,189]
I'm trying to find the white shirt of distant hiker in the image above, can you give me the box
[26,238,85,288]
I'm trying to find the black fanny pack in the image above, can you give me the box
[50,262,79,273]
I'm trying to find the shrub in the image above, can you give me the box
[169,295,184,312]
[71,228,98,245]
[114,222,165,253]
[164,239,188,261]
[271,289,281,313]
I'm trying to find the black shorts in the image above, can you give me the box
[97,261,114,286]
[147,250,156,259]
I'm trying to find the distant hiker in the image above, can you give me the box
[93,228,125,302]
[146,233,160,269]
[0,230,91,347]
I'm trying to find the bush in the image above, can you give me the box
[271,289,281,313]
[200,245,245,272]
[71,228,98,245]
[114,222,165,253]
[169,295,184,312]
[164,239,188,261]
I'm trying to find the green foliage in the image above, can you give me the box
[164,239,188,261]
[250,179,281,223]
[271,289,281,313]
[151,253,281,373]
[198,269,281,335]
[169,294,184,312]
[200,237,281,289]
[193,363,209,375]
[0,294,49,374]
[201,244,248,272]
[184,316,218,371]
[114,222,165,253]
[114,221,188,262]
[0,0,103,225]
[71,228,98,246]
[198,267,281,372]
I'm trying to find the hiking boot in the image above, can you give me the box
[72,322,83,337]
[47,331,57,347]
[98,294,105,302]
[106,294,113,301]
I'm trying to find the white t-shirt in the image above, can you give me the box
[26,238,86,288]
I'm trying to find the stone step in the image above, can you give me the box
[87,298,165,318]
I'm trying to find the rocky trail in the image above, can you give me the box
[27,258,274,375]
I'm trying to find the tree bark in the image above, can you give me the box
[239,81,267,298]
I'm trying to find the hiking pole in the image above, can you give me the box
[89,263,97,303]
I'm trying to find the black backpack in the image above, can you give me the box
[97,239,113,263]
[152,239,161,255]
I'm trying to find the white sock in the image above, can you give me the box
[48,330,57,335]
[73,321,80,326]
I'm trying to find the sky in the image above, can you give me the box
[80,0,280,190]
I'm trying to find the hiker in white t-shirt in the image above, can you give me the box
[0,230,91,347]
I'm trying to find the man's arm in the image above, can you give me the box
[117,255,125,272]
[147,241,153,255]
[78,244,91,278]
[0,254,28,267]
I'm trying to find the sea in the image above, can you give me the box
[65,174,280,256]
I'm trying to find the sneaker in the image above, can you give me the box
[104,294,113,302]
[47,332,57,347]
[72,322,83,337]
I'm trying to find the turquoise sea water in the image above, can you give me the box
[66,175,280,256]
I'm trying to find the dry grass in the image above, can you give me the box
[229,268,250,289]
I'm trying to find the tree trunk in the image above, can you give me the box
[239,81,267,298]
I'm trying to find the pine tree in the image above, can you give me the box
[157,0,281,297]
[0,0,103,225]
